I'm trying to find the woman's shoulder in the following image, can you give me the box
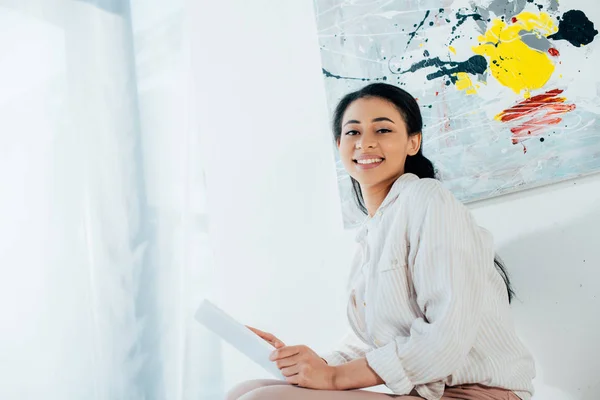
[400,176,478,228]
[395,176,475,227]
[402,176,456,206]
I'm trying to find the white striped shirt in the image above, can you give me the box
[323,173,535,400]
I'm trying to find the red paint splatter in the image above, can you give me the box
[510,116,564,142]
[496,89,576,145]
[512,17,518,23]
[496,89,573,122]
[435,91,439,96]
[548,48,560,56]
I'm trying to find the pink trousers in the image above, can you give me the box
[226,379,521,400]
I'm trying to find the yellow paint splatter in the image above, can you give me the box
[472,12,559,97]
[448,46,457,55]
[454,72,478,95]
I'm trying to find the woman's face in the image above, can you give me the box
[337,97,421,189]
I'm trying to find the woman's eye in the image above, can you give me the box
[345,130,359,136]
[377,128,391,134]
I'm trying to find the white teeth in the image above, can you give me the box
[356,158,383,165]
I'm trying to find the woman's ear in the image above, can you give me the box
[336,137,341,149]
[407,133,422,156]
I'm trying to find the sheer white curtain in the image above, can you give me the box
[0,1,221,399]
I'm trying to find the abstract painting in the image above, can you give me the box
[313,0,600,227]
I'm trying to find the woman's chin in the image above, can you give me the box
[350,175,383,187]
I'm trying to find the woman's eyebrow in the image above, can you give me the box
[343,117,395,126]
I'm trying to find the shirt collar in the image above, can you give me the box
[354,173,419,242]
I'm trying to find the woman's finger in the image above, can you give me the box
[270,345,301,361]
[275,355,298,370]
[285,373,300,385]
[280,363,299,377]
[246,325,274,341]
[245,326,285,347]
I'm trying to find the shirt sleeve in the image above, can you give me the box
[321,329,371,366]
[365,182,490,394]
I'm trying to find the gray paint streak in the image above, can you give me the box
[548,0,560,12]
[519,29,553,53]
[470,0,560,36]
[474,6,491,34]
[485,0,527,20]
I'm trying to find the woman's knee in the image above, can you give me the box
[238,386,424,399]
[238,385,297,400]
[225,379,287,400]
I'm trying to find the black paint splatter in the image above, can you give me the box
[393,55,487,84]
[448,11,486,45]
[449,35,462,46]
[453,11,484,34]
[406,10,431,48]
[322,68,370,81]
[548,10,598,47]
[525,0,545,10]
[322,68,388,82]
[423,50,430,57]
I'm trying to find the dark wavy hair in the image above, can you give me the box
[332,83,515,303]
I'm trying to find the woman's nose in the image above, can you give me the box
[356,134,376,149]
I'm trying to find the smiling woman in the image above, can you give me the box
[331,84,435,216]
[227,83,533,400]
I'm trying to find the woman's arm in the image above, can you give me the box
[320,329,371,366]
[331,357,384,390]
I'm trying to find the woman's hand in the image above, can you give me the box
[245,326,285,349]
[269,345,337,390]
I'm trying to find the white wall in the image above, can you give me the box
[189,1,600,399]
[471,174,600,400]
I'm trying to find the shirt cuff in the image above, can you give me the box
[365,341,413,394]
[320,351,348,366]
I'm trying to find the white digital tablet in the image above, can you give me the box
[195,299,285,379]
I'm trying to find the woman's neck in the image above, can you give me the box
[361,179,396,217]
